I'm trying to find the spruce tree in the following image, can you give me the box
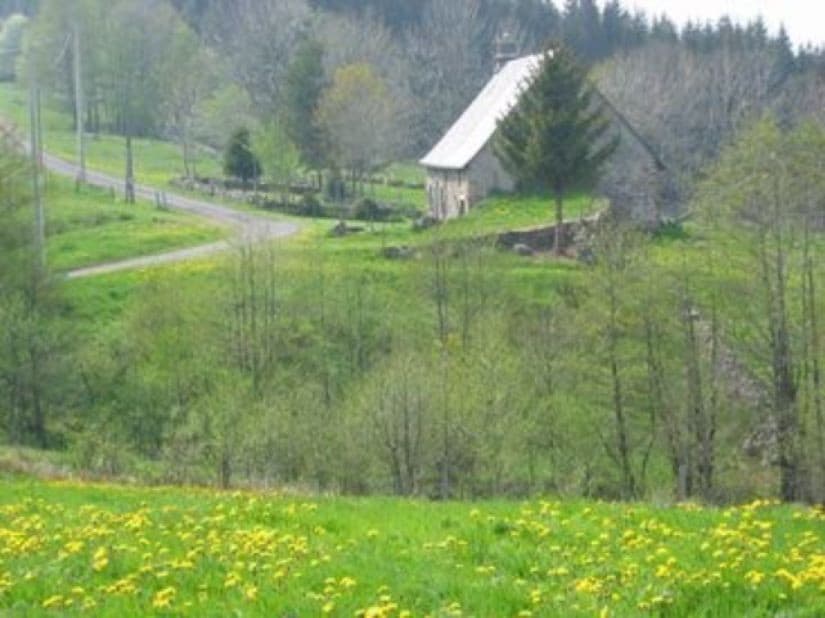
[224,127,262,187]
[495,45,617,254]
[282,38,327,176]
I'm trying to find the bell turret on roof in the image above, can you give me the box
[494,31,519,73]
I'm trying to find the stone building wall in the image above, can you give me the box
[425,144,515,220]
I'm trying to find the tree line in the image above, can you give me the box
[10,0,823,203]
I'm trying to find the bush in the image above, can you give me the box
[353,198,383,221]
[223,128,262,185]
[296,193,324,217]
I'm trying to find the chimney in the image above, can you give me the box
[494,30,518,73]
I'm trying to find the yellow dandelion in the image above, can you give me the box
[152,586,176,609]
[42,595,63,609]
[92,547,109,572]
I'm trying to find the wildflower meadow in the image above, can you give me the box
[0,479,823,616]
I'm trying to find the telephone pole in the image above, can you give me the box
[72,18,86,183]
[29,72,45,270]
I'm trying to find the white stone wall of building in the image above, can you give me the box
[426,169,469,220]
[425,143,515,220]
[467,144,514,202]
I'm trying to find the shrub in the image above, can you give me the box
[296,193,324,217]
[223,128,262,186]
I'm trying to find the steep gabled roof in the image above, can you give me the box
[419,53,545,171]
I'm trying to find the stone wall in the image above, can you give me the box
[425,168,469,220]
[497,212,605,253]
[425,143,515,220]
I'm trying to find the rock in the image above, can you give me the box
[577,246,595,265]
[329,221,364,237]
[382,245,417,260]
[330,221,349,237]
[413,215,439,231]
[513,243,534,256]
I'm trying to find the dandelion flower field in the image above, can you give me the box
[0,479,823,617]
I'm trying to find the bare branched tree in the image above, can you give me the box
[203,0,311,113]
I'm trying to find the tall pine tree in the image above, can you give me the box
[495,45,617,254]
[282,37,327,179]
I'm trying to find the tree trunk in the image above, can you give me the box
[607,275,636,498]
[645,315,687,499]
[553,189,564,256]
[806,244,825,500]
[28,341,46,448]
[760,204,801,502]
[182,134,191,179]
[125,135,135,203]
[220,451,231,489]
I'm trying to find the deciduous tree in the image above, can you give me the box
[316,62,397,193]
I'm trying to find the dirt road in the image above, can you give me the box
[41,153,299,279]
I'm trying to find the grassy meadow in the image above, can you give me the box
[43,175,227,273]
[0,477,823,617]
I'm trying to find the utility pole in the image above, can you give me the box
[125,135,135,203]
[72,18,86,183]
[29,71,45,270]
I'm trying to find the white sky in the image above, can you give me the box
[612,1,824,48]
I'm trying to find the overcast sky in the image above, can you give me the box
[613,1,823,48]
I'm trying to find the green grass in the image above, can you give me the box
[437,192,600,237]
[0,84,222,187]
[298,190,600,257]
[0,476,822,617]
[49,186,597,332]
[43,175,227,273]
[383,161,426,185]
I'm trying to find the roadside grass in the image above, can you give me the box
[43,174,227,273]
[0,476,822,617]
[59,254,229,337]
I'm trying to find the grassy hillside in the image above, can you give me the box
[0,477,822,617]
[44,175,227,273]
[51,180,594,332]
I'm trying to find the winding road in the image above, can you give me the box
[42,153,300,279]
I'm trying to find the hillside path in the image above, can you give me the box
[42,153,300,279]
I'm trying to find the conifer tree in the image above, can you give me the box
[495,45,617,254]
[224,127,262,187]
[282,37,327,176]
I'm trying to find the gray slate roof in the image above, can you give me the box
[419,53,545,171]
